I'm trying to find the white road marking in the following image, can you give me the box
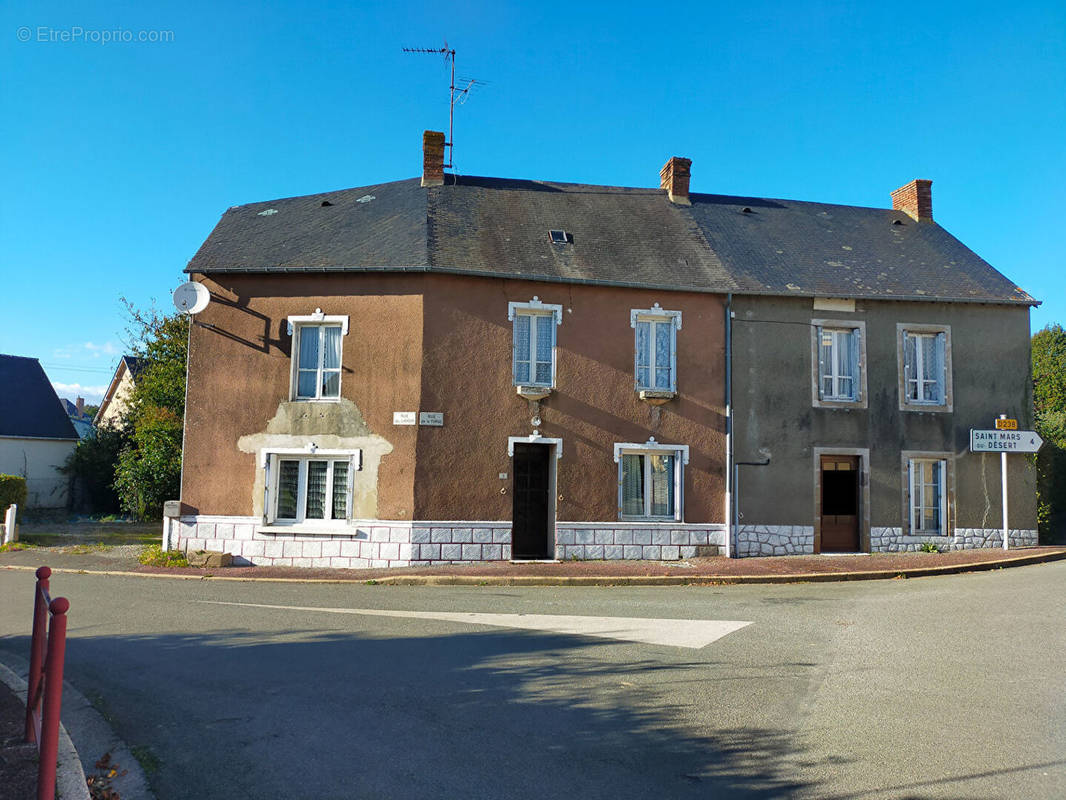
[196,600,752,649]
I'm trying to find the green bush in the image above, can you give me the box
[918,541,941,553]
[61,427,127,514]
[0,475,27,519]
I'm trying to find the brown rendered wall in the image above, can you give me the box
[181,272,727,524]
[414,275,727,522]
[181,273,424,519]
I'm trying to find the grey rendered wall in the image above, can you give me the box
[731,296,1036,538]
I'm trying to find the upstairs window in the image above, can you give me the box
[508,297,562,388]
[898,325,951,410]
[287,311,349,401]
[631,304,682,393]
[818,327,859,401]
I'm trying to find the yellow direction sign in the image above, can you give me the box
[995,418,1018,430]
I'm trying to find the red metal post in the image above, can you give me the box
[25,566,50,742]
[37,596,69,800]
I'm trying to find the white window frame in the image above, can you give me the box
[630,304,682,393]
[812,319,867,408]
[613,438,688,521]
[897,323,952,412]
[287,310,350,402]
[906,456,948,536]
[508,297,562,388]
[261,448,361,527]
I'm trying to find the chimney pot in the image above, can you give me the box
[422,130,446,188]
[891,179,933,222]
[660,157,692,205]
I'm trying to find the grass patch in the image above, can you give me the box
[22,529,159,547]
[138,545,189,567]
[0,541,34,552]
[130,745,161,776]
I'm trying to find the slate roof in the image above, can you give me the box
[685,193,1034,304]
[0,355,78,440]
[186,175,1034,305]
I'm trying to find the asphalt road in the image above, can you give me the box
[0,563,1063,799]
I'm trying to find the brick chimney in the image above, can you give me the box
[422,130,445,187]
[891,179,933,222]
[660,157,692,205]
[75,397,84,416]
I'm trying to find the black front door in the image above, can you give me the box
[512,443,551,559]
[820,455,860,552]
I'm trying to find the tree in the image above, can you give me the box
[1032,324,1066,417]
[1031,324,1066,542]
[112,301,189,520]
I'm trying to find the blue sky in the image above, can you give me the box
[2,0,1064,403]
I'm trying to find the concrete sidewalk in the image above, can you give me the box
[2,544,1065,585]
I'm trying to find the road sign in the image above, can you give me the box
[970,429,1043,453]
[995,418,1018,430]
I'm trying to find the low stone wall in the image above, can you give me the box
[871,526,1038,552]
[172,517,726,567]
[555,524,725,561]
[737,525,815,557]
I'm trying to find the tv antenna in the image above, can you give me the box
[402,43,486,168]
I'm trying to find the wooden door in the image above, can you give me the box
[512,443,551,559]
[820,455,860,552]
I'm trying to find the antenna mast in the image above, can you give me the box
[402,43,483,168]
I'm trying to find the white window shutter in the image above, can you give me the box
[512,315,520,384]
[346,453,357,522]
[851,328,861,400]
[935,332,946,402]
[263,455,274,525]
[907,459,915,533]
[816,327,827,400]
[903,333,916,400]
[938,460,947,534]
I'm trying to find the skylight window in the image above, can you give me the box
[548,230,573,244]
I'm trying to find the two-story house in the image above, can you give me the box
[170,131,1036,567]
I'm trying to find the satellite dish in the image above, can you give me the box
[173,282,210,315]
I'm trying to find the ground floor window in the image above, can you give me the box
[908,458,946,534]
[263,450,360,525]
[614,440,688,521]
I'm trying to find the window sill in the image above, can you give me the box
[901,402,951,413]
[259,523,356,536]
[638,389,676,406]
[288,397,342,404]
[619,516,682,523]
[516,385,552,400]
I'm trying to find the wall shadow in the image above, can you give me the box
[3,627,826,800]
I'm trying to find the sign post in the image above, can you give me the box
[1000,416,1009,551]
[969,417,1043,550]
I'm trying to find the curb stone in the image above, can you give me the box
[0,660,90,800]
[2,547,1065,586]
[0,652,155,800]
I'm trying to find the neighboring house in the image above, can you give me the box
[60,397,95,439]
[689,182,1038,555]
[94,356,144,429]
[0,355,79,509]
[171,130,1036,567]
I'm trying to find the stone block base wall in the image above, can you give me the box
[737,526,815,557]
[871,527,1038,552]
[168,517,726,568]
[555,524,725,561]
